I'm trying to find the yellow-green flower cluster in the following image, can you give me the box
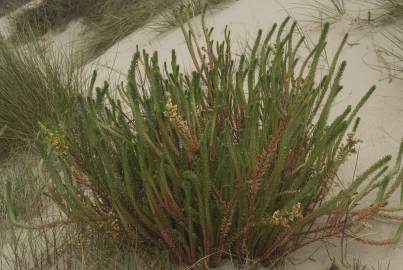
[165,97,190,134]
[268,203,303,228]
[39,122,69,156]
[164,97,198,153]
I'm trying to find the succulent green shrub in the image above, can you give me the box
[17,17,403,267]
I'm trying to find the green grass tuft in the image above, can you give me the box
[0,32,84,156]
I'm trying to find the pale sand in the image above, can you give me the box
[1,0,403,268]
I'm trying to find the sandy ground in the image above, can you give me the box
[1,0,403,269]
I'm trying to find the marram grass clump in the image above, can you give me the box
[0,33,83,156]
[8,17,403,268]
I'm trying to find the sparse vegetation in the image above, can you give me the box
[303,0,403,28]
[329,259,391,270]
[303,0,403,80]
[0,154,43,223]
[7,16,401,268]
[300,0,346,25]
[365,0,403,26]
[0,153,60,270]
[82,0,178,60]
[153,0,228,32]
[380,22,403,78]
[85,0,230,60]
[10,0,230,61]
